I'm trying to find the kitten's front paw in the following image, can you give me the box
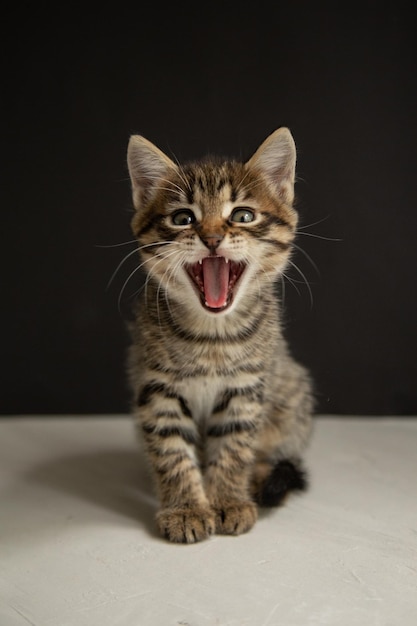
[156,506,215,543]
[214,501,258,536]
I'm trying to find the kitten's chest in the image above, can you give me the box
[177,375,226,425]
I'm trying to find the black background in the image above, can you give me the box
[2,4,417,416]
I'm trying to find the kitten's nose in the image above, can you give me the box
[202,234,224,253]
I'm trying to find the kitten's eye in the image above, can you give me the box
[230,208,256,223]
[171,209,196,226]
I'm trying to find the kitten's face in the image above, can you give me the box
[127,129,298,316]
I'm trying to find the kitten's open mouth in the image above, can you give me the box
[186,257,246,313]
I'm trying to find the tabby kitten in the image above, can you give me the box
[126,127,313,543]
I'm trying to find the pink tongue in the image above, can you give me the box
[202,257,230,308]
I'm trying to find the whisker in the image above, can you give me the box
[156,262,167,325]
[160,251,188,322]
[107,247,139,290]
[143,175,185,196]
[155,250,186,323]
[177,165,193,193]
[137,246,181,310]
[296,231,342,242]
[292,242,320,276]
[107,241,179,290]
[235,166,253,193]
[287,259,314,308]
[150,185,182,195]
[136,241,179,252]
[118,265,144,312]
[237,177,266,195]
[297,215,331,230]
[118,247,180,311]
[96,240,137,248]
[168,150,193,193]
[281,271,301,298]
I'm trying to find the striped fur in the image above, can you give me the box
[126,128,314,543]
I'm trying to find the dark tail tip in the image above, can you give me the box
[257,459,308,507]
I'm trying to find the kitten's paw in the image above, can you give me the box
[214,501,258,536]
[156,506,215,543]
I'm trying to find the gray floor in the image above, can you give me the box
[0,416,416,626]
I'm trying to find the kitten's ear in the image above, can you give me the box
[127,136,178,209]
[246,127,296,204]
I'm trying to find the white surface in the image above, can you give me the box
[0,416,416,626]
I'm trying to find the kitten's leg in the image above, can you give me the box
[251,364,313,506]
[136,383,215,543]
[203,389,261,536]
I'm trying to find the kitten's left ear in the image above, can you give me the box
[127,135,178,210]
[246,127,296,204]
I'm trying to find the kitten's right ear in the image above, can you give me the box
[127,136,177,210]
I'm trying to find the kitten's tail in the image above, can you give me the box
[255,459,308,507]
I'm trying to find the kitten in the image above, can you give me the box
[126,127,314,543]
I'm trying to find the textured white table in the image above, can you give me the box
[0,416,416,626]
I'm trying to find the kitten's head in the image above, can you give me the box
[127,128,298,316]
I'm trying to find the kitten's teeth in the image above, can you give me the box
[225,258,229,263]
[199,259,202,265]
